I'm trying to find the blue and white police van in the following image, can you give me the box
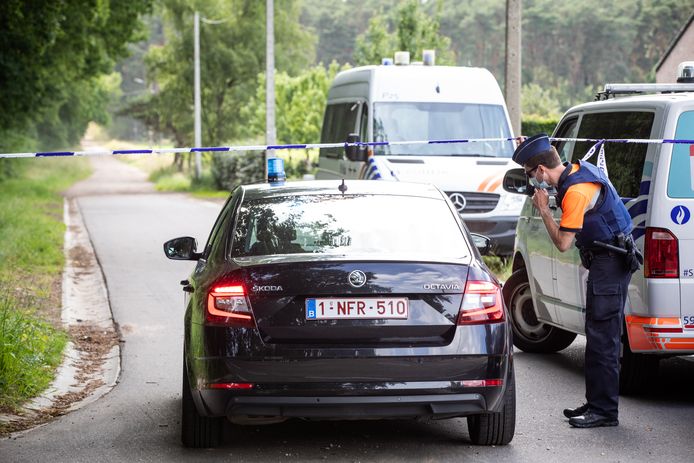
[316,51,523,255]
[502,62,694,392]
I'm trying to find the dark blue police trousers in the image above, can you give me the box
[584,251,631,419]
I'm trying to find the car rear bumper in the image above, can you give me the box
[225,393,487,419]
[193,381,506,420]
[626,315,694,353]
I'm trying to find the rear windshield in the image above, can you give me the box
[373,102,514,157]
[230,194,470,261]
[667,110,694,198]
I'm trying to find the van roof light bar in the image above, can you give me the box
[595,83,694,100]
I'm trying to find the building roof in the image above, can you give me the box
[656,11,694,72]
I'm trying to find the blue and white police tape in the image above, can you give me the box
[1,137,693,159]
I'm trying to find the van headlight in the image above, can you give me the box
[495,193,526,214]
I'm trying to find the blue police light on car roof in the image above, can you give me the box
[267,158,286,185]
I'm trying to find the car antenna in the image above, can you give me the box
[338,179,348,194]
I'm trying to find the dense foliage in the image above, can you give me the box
[0,0,151,156]
[129,0,314,148]
[521,115,561,138]
[0,158,90,412]
[303,0,694,113]
[2,0,692,164]
[353,0,455,66]
[243,62,350,145]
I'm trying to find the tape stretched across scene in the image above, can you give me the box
[2,137,694,159]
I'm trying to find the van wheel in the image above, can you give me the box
[467,367,516,445]
[620,329,659,395]
[503,269,577,353]
[181,359,223,448]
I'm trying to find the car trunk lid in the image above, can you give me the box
[233,261,468,346]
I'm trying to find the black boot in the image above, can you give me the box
[563,403,589,418]
[569,411,618,428]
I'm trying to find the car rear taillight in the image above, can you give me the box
[207,382,254,390]
[457,280,504,325]
[644,227,679,278]
[207,284,255,327]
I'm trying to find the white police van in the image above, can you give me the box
[502,62,694,392]
[316,52,523,255]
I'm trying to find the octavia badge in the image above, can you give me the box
[348,270,367,288]
[448,192,467,212]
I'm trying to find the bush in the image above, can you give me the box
[521,115,560,137]
[483,255,512,282]
[0,286,67,410]
[210,151,265,191]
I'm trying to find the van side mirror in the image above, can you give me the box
[344,133,368,162]
[503,168,535,196]
[470,233,492,256]
[163,236,201,260]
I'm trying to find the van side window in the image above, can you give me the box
[551,117,578,162]
[319,102,360,159]
[667,110,694,198]
[572,112,654,198]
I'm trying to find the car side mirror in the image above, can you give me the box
[503,168,535,196]
[470,233,492,256]
[344,133,368,162]
[163,236,201,260]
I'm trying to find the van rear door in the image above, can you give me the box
[666,109,694,341]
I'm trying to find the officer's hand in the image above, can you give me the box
[532,188,549,211]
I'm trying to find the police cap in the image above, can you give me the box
[512,133,551,166]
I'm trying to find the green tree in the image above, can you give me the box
[131,0,315,150]
[301,0,400,66]
[244,62,350,145]
[354,0,455,66]
[433,0,506,72]
[521,83,561,119]
[354,16,395,66]
[0,0,151,153]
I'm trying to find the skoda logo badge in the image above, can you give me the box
[448,192,467,212]
[348,270,367,288]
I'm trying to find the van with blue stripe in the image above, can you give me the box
[502,62,694,392]
[316,51,522,255]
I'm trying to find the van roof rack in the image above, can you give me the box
[595,83,694,100]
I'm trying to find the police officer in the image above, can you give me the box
[512,134,635,428]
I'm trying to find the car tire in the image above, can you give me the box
[181,359,223,448]
[619,329,660,395]
[502,268,577,353]
[467,368,516,445]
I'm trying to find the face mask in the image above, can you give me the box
[529,177,550,190]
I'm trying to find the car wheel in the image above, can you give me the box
[620,328,660,395]
[467,367,516,445]
[181,358,223,448]
[502,268,577,353]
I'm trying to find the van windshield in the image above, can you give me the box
[373,102,514,157]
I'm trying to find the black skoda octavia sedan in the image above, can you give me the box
[164,179,515,448]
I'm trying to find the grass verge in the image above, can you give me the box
[483,254,513,282]
[0,157,90,415]
[0,289,68,410]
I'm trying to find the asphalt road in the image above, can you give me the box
[2,157,694,462]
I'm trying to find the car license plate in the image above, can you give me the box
[306,297,409,320]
